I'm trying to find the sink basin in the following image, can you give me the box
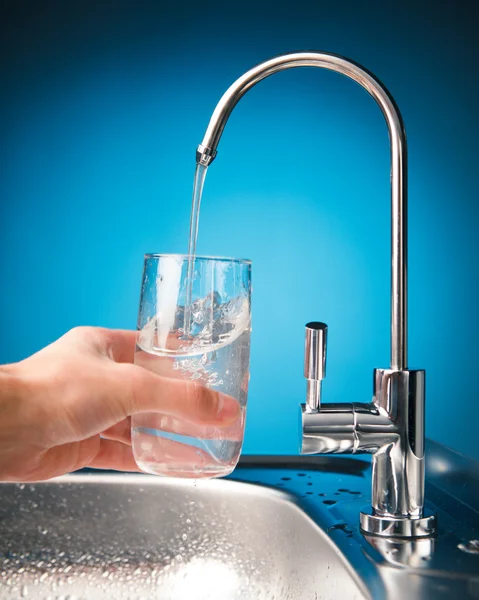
[0,474,367,600]
[0,442,478,599]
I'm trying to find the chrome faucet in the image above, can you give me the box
[196,52,436,538]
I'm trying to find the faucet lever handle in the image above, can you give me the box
[304,322,328,412]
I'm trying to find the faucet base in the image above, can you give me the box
[360,508,437,538]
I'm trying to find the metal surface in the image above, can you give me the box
[0,473,367,600]
[358,369,433,535]
[360,508,436,538]
[195,51,433,535]
[304,322,327,412]
[300,368,436,535]
[233,442,479,598]
[0,442,478,599]
[196,51,407,371]
[300,403,356,455]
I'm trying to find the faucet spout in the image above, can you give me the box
[196,51,407,371]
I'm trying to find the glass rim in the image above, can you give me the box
[144,253,252,265]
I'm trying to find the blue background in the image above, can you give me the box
[1,0,478,459]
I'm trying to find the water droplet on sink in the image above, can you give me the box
[327,522,353,536]
[458,539,479,554]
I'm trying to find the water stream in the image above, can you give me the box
[184,163,208,337]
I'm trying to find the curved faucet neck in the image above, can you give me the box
[196,51,408,371]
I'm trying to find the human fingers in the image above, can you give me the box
[127,367,240,423]
[53,361,240,445]
[132,411,245,442]
[85,438,141,472]
[24,438,140,480]
[12,436,101,482]
[13,327,240,448]
[89,328,184,366]
[79,328,138,363]
[131,431,231,478]
[66,328,240,428]
[100,417,132,445]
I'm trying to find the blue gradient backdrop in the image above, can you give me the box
[1,1,478,459]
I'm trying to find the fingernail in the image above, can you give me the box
[216,393,240,423]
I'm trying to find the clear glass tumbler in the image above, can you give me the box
[132,254,251,478]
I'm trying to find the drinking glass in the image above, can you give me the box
[132,254,251,478]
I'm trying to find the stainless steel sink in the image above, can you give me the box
[0,474,367,600]
[0,442,478,599]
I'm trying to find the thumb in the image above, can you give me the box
[90,328,240,422]
[51,327,241,444]
[124,363,241,425]
[63,362,242,442]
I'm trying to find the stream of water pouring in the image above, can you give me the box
[184,163,208,336]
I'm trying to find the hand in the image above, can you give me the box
[0,327,240,482]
